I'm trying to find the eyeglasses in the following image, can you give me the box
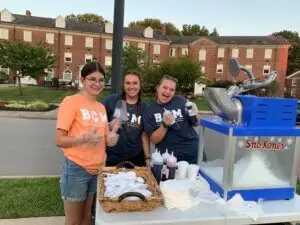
[163,75,178,83]
[85,77,105,85]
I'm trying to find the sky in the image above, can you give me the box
[1,0,300,36]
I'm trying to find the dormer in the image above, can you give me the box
[105,21,113,34]
[143,27,153,38]
[1,9,14,22]
[55,16,66,28]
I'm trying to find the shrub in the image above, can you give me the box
[4,101,49,110]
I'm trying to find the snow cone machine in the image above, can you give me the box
[198,58,300,201]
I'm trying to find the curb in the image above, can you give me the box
[0,175,60,179]
[0,114,57,120]
[0,110,215,120]
[0,110,58,120]
[0,217,65,225]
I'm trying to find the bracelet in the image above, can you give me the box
[144,156,151,160]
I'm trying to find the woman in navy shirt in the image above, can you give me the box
[143,75,200,164]
[102,71,150,167]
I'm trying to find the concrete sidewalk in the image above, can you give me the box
[0,108,214,120]
[0,217,65,225]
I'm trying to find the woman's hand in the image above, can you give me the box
[106,131,119,147]
[163,111,175,126]
[145,158,151,168]
[110,118,121,132]
[75,127,103,146]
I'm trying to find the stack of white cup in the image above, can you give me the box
[176,161,200,180]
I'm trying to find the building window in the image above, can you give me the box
[201,66,205,73]
[247,48,254,58]
[199,49,206,61]
[292,79,297,87]
[169,48,176,57]
[153,59,160,64]
[138,43,145,51]
[232,48,239,58]
[0,28,8,40]
[153,44,160,55]
[263,65,270,75]
[291,88,296,97]
[85,37,93,48]
[46,33,54,44]
[63,69,72,80]
[216,64,223,73]
[106,39,112,50]
[245,64,252,71]
[23,30,32,42]
[85,54,93,63]
[64,52,72,62]
[181,47,188,56]
[264,49,272,59]
[44,69,54,81]
[105,56,112,66]
[64,35,73,46]
[218,48,224,58]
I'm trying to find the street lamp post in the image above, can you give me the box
[110,0,125,94]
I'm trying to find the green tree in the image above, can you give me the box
[181,24,209,36]
[156,57,208,94]
[142,64,161,93]
[128,19,181,35]
[0,41,57,96]
[209,28,219,37]
[66,13,107,25]
[273,30,300,75]
[129,18,162,30]
[106,44,147,84]
[164,22,181,36]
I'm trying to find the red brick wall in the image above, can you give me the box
[189,39,217,81]
[275,45,289,96]
[1,24,289,96]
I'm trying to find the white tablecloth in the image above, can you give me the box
[95,195,300,225]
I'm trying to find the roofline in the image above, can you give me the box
[190,37,216,46]
[286,70,300,79]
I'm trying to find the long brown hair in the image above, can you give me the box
[121,70,142,127]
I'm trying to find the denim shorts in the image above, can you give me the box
[60,157,97,201]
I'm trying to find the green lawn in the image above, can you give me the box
[0,86,210,110]
[0,177,300,219]
[0,177,64,219]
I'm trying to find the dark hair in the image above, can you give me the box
[121,70,142,128]
[158,75,178,85]
[81,61,105,78]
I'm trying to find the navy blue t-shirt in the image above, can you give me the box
[143,96,199,163]
[102,94,147,163]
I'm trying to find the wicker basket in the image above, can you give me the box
[97,161,163,213]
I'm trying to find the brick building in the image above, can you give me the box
[286,71,300,99]
[0,9,290,96]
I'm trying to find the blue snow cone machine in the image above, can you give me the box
[198,58,300,201]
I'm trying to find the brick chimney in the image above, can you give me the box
[25,10,31,17]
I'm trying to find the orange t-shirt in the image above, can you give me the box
[56,94,109,175]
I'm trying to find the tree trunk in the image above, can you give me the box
[17,76,23,96]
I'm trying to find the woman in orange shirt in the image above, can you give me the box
[55,61,118,225]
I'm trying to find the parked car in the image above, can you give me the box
[297,101,300,125]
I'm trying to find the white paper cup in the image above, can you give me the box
[176,161,189,180]
[188,164,200,180]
